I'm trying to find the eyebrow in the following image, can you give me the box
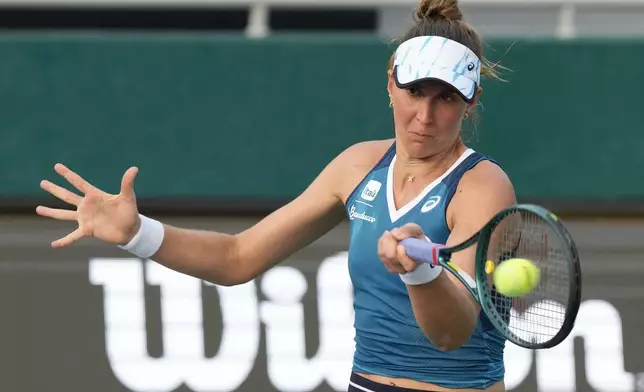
[415,80,459,94]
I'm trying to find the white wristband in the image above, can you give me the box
[118,214,165,259]
[400,262,443,286]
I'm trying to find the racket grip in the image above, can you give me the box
[400,238,443,266]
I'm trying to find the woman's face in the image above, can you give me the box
[387,72,479,159]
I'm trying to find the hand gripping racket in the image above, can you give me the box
[400,204,582,350]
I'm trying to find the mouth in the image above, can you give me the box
[408,131,432,138]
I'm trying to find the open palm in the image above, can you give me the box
[37,163,141,248]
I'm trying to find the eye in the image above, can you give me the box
[408,87,422,97]
[439,92,456,102]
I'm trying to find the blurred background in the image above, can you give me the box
[1,0,643,391]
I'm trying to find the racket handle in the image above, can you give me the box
[400,238,444,266]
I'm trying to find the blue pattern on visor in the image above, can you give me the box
[392,36,481,102]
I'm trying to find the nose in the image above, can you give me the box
[416,98,433,125]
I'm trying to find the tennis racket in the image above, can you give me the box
[400,204,582,350]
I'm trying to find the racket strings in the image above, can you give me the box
[486,210,570,345]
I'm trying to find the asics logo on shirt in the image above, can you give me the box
[421,196,441,213]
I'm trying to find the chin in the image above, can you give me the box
[405,141,438,159]
[404,136,455,158]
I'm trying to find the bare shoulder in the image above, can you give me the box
[330,139,394,203]
[460,160,514,194]
[446,160,517,229]
[334,139,394,166]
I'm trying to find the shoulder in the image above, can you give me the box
[326,139,394,202]
[460,159,514,194]
[446,158,516,229]
[333,139,394,167]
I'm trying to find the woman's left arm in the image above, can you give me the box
[382,161,516,351]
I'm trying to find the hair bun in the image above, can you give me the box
[415,0,463,22]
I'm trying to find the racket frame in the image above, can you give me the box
[433,204,582,349]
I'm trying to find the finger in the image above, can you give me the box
[377,235,390,263]
[390,223,424,241]
[389,262,406,274]
[383,233,407,274]
[397,244,418,272]
[51,228,85,248]
[120,167,139,199]
[381,259,399,274]
[381,231,400,261]
[54,163,94,194]
[36,206,77,221]
[40,180,82,206]
[377,230,390,257]
[378,232,405,274]
[381,256,405,274]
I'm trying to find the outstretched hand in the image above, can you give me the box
[37,163,141,248]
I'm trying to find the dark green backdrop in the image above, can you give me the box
[2,33,642,213]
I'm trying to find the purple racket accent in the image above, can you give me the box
[400,238,443,266]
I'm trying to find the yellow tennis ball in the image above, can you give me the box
[493,258,540,297]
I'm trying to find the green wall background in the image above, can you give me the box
[1,33,642,211]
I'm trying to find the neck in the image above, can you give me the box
[395,141,466,183]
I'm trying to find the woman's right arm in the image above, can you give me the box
[38,146,358,286]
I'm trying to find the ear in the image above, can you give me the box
[468,86,483,111]
[387,69,394,97]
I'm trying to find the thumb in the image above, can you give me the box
[120,167,139,199]
[391,223,424,241]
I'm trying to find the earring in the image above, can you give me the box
[389,101,394,108]
[464,112,469,119]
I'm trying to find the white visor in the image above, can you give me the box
[393,36,481,102]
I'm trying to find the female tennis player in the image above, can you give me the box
[37,0,516,390]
